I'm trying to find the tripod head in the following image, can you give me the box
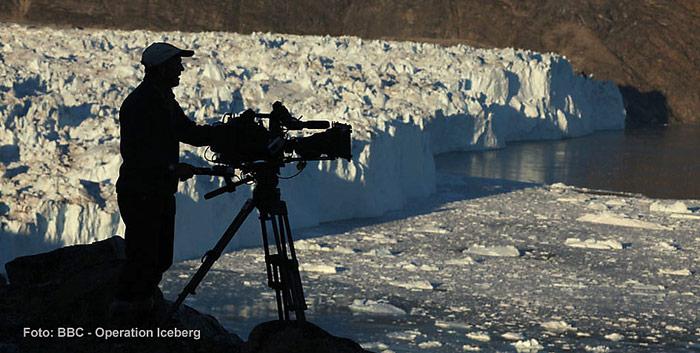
[193,156,335,200]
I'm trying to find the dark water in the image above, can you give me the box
[435,126,700,200]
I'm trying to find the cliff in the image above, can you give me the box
[1,0,697,125]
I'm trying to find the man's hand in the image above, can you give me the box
[171,162,195,181]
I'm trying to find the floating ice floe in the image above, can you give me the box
[406,225,450,234]
[669,213,700,220]
[665,325,687,333]
[348,299,407,316]
[649,201,691,214]
[604,333,624,341]
[362,247,395,257]
[658,268,692,276]
[653,241,681,252]
[512,339,543,352]
[359,341,390,351]
[386,330,420,341]
[417,341,442,349]
[444,257,477,266]
[389,279,433,290]
[501,332,525,341]
[434,320,472,331]
[576,213,670,230]
[299,263,339,274]
[541,320,577,333]
[465,331,491,342]
[564,238,624,250]
[584,345,611,353]
[465,245,521,257]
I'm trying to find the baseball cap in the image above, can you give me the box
[141,42,194,67]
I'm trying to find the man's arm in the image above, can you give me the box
[173,103,216,147]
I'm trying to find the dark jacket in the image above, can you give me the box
[116,76,214,195]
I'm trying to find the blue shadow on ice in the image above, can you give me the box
[296,174,538,241]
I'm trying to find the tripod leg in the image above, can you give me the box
[166,198,256,322]
[282,213,307,321]
[270,216,292,320]
[260,213,284,321]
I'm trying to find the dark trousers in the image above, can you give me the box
[115,193,176,301]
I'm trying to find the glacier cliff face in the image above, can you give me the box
[0,23,625,266]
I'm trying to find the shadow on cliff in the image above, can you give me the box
[619,85,670,127]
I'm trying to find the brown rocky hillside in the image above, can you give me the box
[1,0,698,125]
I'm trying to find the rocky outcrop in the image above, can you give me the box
[0,0,697,125]
[243,321,370,353]
[0,237,368,353]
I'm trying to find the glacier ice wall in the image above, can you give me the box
[0,24,625,266]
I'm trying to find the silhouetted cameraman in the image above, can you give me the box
[111,42,218,321]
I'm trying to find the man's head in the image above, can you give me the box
[141,42,194,87]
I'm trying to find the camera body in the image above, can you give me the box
[208,102,352,168]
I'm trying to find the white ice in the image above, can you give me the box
[0,22,625,266]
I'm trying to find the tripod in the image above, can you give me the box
[166,163,307,322]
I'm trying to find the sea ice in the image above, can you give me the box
[649,201,691,214]
[348,299,407,316]
[604,333,624,341]
[299,263,339,274]
[576,213,669,230]
[658,268,692,276]
[433,320,471,331]
[417,341,443,349]
[541,320,576,333]
[502,332,525,341]
[465,245,521,257]
[584,345,611,353]
[512,339,543,352]
[444,257,476,266]
[564,238,624,250]
[465,331,491,342]
[389,279,433,290]
[386,330,420,341]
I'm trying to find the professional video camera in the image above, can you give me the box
[208,101,352,167]
[167,102,352,324]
